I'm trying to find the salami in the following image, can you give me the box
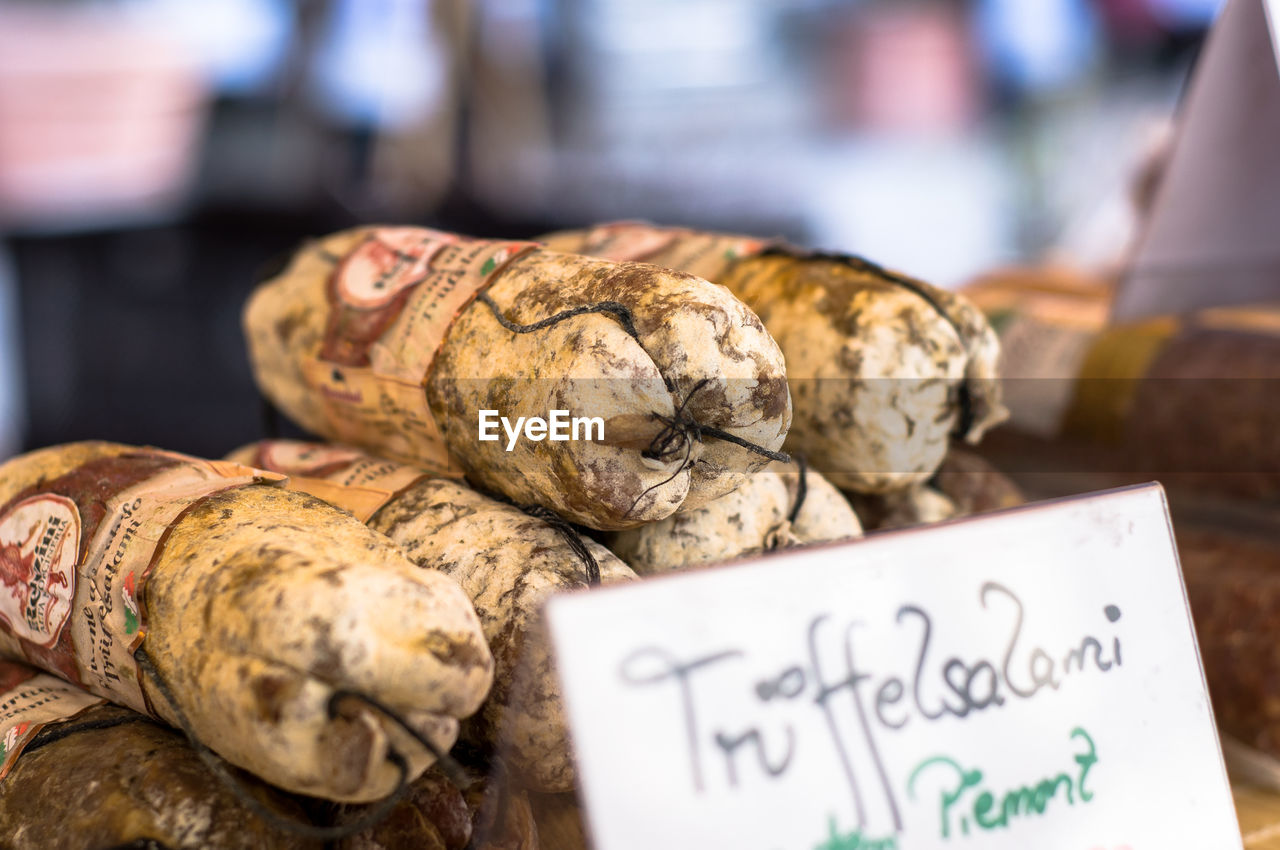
[244,227,791,530]
[0,442,493,802]
[229,440,636,792]
[543,222,1007,493]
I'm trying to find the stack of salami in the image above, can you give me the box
[0,223,1016,848]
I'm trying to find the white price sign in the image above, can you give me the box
[546,484,1240,849]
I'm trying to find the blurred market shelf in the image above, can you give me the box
[0,6,212,234]
[470,136,1016,291]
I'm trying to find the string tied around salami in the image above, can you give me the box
[477,291,642,344]
[643,378,791,464]
[622,379,792,521]
[23,711,153,755]
[478,296,791,466]
[758,245,978,439]
[134,647,444,842]
[520,504,602,587]
[326,690,468,787]
[787,454,809,526]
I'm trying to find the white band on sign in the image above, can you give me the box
[546,484,1240,849]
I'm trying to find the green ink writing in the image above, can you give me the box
[906,726,1098,839]
[814,815,898,850]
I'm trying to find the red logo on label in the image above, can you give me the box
[336,228,456,309]
[0,495,80,648]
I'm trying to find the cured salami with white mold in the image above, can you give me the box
[0,441,493,802]
[608,459,862,574]
[0,659,318,850]
[229,440,636,793]
[243,226,791,530]
[542,222,1007,494]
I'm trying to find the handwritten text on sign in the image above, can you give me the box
[546,485,1240,849]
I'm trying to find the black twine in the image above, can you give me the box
[521,504,601,586]
[696,424,790,463]
[759,245,976,438]
[479,296,789,465]
[25,712,154,754]
[134,648,416,841]
[624,429,695,522]
[787,455,809,526]
[952,383,975,440]
[644,379,790,465]
[477,292,642,346]
[642,378,714,462]
[326,690,467,787]
[625,380,790,521]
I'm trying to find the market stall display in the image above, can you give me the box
[6,0,1279,843]
[1,206,1268,847]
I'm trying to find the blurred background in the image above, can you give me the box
[0,0,1221,459]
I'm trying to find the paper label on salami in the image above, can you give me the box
[335,228,453,309]
[248,440,440,522]
[0,666,104,780]
[0,451,285,715]
[0,496,80,649]
[70,457,284,711]
[308,231,539,468]
[577,223,766,283]
[254,441,369,476]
